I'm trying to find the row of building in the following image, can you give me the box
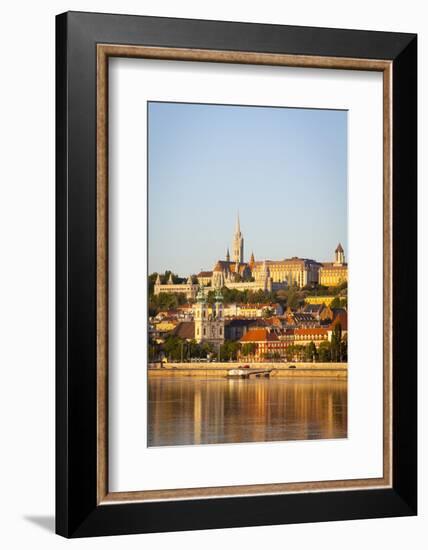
[149,284,347,360]
[154,214,347,299]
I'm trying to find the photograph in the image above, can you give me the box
[0,1,420,544]
[147,101,349,447]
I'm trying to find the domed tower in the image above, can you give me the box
[193,285,224,350]
[335,243,345,265]
[212,261,225,289]
[232,213,244,264]
[214,288,224,321]
[211,288,225,350]
[193,285,208,343]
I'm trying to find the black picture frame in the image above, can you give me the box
[56,11,417,538]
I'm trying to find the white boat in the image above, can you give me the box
[227,368,253,379]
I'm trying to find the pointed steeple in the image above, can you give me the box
[235,211,241,235]
[168,273,174,284]
[155,273,161,285]
[232,212,244,264]
[226,247,230,262]
[249,251,255,270]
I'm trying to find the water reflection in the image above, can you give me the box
[148,376,347,447]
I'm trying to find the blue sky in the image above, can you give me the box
[148,102,347,276]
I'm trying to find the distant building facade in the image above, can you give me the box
[208,214,320,290]
[304,295,336,306]
[153,215,347,296]
[251,257,321,288]
[154,273,198,300]
[319,244,348,286]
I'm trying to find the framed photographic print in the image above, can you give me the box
[56,11,417,537]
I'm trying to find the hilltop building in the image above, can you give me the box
[153,214,347,295]
[251,257,321,288]
[319,244,348,286]
[153,273,198,300]
[205,214,322,290]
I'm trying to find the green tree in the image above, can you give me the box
[287,290,299,308]
[304,341,317,362]
[148,291,188,316]
[285,344,304,361]
[148,340,161,361]
[200,342,214,359]
[219,340,240,361]
[285,345,295,362]
[318,341,331,362]
[163,335,183,361]
[340,334,348,362]
[330,296,343,309]
[330,322,342,362]
[241,342,257,357]
[337,281,348,292]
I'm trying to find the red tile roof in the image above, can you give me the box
[294,328,328,336]
[240,328,278,342]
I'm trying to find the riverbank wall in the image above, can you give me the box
[148,362,347,378]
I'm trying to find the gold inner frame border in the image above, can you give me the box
[96,44,393,504]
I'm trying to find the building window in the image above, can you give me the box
[219,328,222,335]
[203,328,206,336]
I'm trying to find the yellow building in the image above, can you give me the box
[251,257,321,288]
[155,319,178,333]
[209,215,317,290]
[305,296,336,306]
[319,244,348,287]
[196,271,213,286]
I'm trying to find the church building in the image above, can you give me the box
[154,214,347,296]
[193,286,225,351]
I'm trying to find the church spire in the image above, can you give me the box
[226,247,230,262]
[235,212,241,235]
[232,212,244,264]
[249,251,255,269]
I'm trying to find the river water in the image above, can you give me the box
[148,375,347,447]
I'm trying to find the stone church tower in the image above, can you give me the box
[232,213,244,264]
